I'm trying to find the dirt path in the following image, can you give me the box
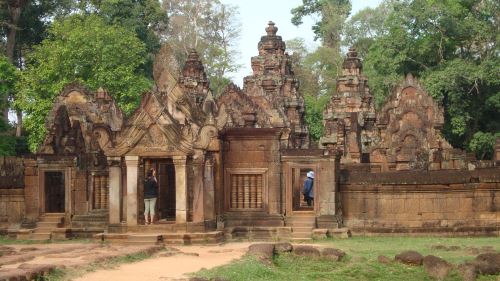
[73,242,252,281]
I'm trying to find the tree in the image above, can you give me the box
[286,38,331,141]
[162,0,241,96]
[469,131,500,160]
[16,15,152,152]
[291,0,351,50]
[45,0,168,78]
[362,0,499,154]
[343,0,394,58]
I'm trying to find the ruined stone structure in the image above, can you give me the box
[320,47,376,163]
[1,22,498,240]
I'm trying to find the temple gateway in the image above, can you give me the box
[7,22,498,242]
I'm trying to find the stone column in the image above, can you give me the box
[173,155,187,223]
[203,155,215,221]
[23,157,39,223]
[107,157,122,224]
[125,156,139,225]
[192,155,205,223]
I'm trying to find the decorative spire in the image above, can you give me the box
[265,21,278,36]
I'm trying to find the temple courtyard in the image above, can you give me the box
[0,237,497,280]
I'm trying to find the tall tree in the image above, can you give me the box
[343,0,394,58]
[290,0,352,141]
[0,0,27,132]
[291,0,351,50]
[162,0,241,96]
[363,0,499,156]
[16,15,151,152]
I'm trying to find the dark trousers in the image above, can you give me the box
[305,196,313,207]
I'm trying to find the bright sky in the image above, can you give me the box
[221,0,383,85]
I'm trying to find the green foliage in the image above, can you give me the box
[304,94,330,141]
[360,0,499,150]
[469,131,500,160]
[94,0,168,77]
[164,0,242,96]
[286,38,343,142]
[0,55,18,111]
[291,0,351,48]
[16,15,152,152]
[0,135,17,156]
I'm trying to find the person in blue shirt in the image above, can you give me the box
[302,171,314,207]
[144,168,159,225]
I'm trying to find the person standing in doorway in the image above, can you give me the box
[144,168,158,225]
[302,171,314,207]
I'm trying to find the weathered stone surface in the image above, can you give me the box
[321,248,346,261]
[457,263,478,281]
[422,255,452,280]
[474,252,500,275]
[293,246,320,257]
[395,251,423,266]
[216,22,309,149]
[377,255,391,264]
[320,47,375,163]
[312,229,328,240]
[274,242,293,254]
[248,243,275,260]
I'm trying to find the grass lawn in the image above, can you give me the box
[193,236,500,281]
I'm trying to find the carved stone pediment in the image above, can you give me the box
[216,83,270,128]
[368,74,462,170]
[109,92,192,156]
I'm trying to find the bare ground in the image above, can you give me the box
[72,242,252,281]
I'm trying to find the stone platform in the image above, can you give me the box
[96,231,225,246]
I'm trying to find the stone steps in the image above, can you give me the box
[286,215,316,239]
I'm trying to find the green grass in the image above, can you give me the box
[193,236,500,281]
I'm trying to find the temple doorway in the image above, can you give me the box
[147,159,176,221]
[292,167,315,211]
[44,171,65,213]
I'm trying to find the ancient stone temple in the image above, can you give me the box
[320,47,376,163]
[15,22,339,242]
[327,50,499,235]
[218,21,309,149]
[3,22,498,241]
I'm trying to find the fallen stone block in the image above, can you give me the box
[293,245,320,257]
[321,248,345,261]
[312,229,328,240]
[274,242,293,254]
[474,252,500,275]
[395,250,423,266]
[248,243,275,261]
[422,255,452,280]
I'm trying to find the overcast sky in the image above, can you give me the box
[220,0,383,85]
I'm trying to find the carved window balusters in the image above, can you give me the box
[230,174,263,209]
[93,175,109,209]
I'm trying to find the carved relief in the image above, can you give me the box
[369,74,466,171]
[320,47,375,162]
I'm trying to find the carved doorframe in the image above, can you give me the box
[284,162,320,216]
[38,167,72,215]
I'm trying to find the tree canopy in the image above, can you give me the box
[290,0,499,158]
[16,15,151,152]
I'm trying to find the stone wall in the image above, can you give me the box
[0,157,26,229]
[340,167,500,235]
[222,128,283,215]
